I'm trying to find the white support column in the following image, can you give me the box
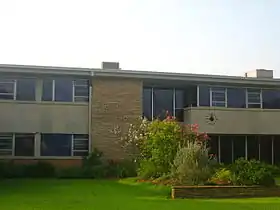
[245,136,248,160]
[173,88,176,117]
[218,136,221,163]
[196,85,199,107]
[34,133,41,157]
[272,136,274,165]
[258,136,261,161]
[35,79,43,102]
[231,138,234,163]
[52,79,55,101]
[13,80,17,100]
[12,134,15,156]
[151,87,154,120]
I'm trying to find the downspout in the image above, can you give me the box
[88,71,94,153]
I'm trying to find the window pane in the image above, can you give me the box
[0,133,13,156]
[260,135,272,164]
[247,89,261,104]
[0,80,14,100]
[55,79,73,102]
[262,89,280,109]
[16,78,36,101]
[227,88,246,108]
[199,86,210,106]
[153,88,173,120]
[175,89,184,109]
[247,136,259,160]
[42,79,53,101]
[74,86,89,97]
[208,135,219,158]
[15,134,35,156]
[233,136,245,161]
[143,88,152,120]
[220,136,232,164]
[41,134,72,156]
[274,136,280,165]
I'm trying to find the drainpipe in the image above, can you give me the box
[88,71,94,153]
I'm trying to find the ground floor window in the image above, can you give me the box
[208,134,280,165]
[0,133,89,157]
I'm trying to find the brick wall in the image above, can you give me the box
[91,77,142,160]
[172,185,280,199]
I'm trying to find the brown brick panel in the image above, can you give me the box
[91,77,142,160]
[172,186,280,199]
[10,159,83,168]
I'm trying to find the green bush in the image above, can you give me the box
[57,167,84,179]
[210,168,233,185]
[230,158,275,186]
[105,159,137,178]
[138,160,164,179]
[24,162,56,178]
[171,141,216,185]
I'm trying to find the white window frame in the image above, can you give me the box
[72,134,89,156]
[0,133,13,156]
[210,87,227,107]
[246,88,262,108]
[73,79,89,102]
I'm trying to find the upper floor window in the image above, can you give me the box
[227,88,246,108]
[0,79,15,100]
[42,78,89,102]
[262,89,280,109]
[247,88,261,108]
[210,87,226,107]
[0,78,36,101]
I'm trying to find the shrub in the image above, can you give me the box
[138,160,164,179]
[105,159,137,178]
[171,141,216,185]
[230,158,275,186]
[210,168,233,185]
[57,167,84,179]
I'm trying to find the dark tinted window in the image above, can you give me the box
[143,88,152,120]
[262,89,280,109]
[199,86,210,106]
[227,88,246,108]
[247,136,259,160]
[16,78,36,101]
[42,79,53,101]
[15,134,35,156]
[274,135,280,165]
[153,88,173,120]
[41,134,72,156]
[208,135,219,158]
[55,79,73,102]
[233,135,245,161]
[0,79,14,100]
[220,135,232,164]
[260,135,272,164]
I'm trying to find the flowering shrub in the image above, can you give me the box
[209,168,233,185]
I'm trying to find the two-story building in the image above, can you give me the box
[0,62,279,167]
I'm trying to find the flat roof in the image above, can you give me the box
[0,64,279,86]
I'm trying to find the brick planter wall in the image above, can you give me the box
[171,185,280,199]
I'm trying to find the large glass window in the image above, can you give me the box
[153,88,173,120]
[41,133,89,157]
[208,135,219,158]
[211,87,226,107]
[41,134,72,156]
[274,135,280,165]
[199,86,210,106]
[175,89,184,122]
[247,136,259,160]
[262,89,280,109]
[260,135,272,164]
[247,89,261,108]
[54,78,73,102]
[42,78,89,102]
[16,78,36,101]
[0,79,15,100]
[227,88,246,108]
[220,135,233,164]
[233,136,245,161]
[143,88,152,120]
[14,134,35,156]
[42,79,53,101]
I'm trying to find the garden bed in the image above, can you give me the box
[171,185,280,199]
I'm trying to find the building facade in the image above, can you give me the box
[0,63,280,166]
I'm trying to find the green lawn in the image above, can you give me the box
[0,178,280,210]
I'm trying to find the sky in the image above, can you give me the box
[0,0,280,77]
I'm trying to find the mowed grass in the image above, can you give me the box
[0,178,280,210]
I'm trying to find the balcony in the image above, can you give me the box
[184,107,280,135]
